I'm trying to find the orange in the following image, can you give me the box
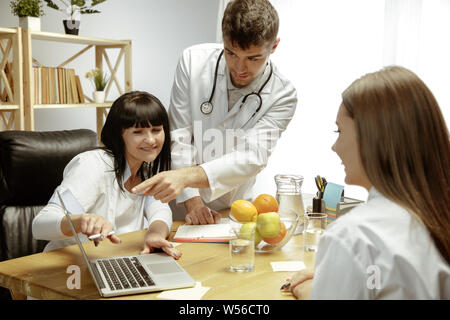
[263,221,286,244]
[253,194,278,214]
[231,200,258,222]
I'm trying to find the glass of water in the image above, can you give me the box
[304,213,327,252]
[229,227,255,272]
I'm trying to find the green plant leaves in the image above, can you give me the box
[10,0,45,18]
[43,0,106,16]
[81,9,100,14]
[71,0,86,7]
[86,68,109,91]
[43,0,59,11]
[92,0,107,7]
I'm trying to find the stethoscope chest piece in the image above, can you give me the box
[200,101,213,115]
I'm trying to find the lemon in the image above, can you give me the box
[231,200,258,222]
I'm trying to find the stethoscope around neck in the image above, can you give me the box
[200,49,273,116]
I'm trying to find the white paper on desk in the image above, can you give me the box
[157,282,210,300]
[270,261,306,272]
[173,223,232,239]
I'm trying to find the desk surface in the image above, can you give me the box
[0,219,314,300]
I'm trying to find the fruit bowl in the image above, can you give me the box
[228,209,300,253]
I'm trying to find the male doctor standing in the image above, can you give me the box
[132,0,297,224]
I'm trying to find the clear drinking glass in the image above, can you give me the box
[274,174,306,233]
[304,213,327,252]
[229,226,255,272]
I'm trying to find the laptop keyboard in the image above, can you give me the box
[97,257,155,291]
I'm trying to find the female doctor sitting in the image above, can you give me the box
[287,66,449,299]
[32,91,181,259]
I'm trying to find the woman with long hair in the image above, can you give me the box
[33,91,180,259]
[287,66,449,299]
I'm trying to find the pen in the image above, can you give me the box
[315,176,322,193]
[88,231,115,240]
[280,282,291,290]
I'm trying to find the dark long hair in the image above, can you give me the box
[101,91,171,191]
[342,66,450,264]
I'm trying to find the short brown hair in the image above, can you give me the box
[222,0,279,50]
[342,66,450,264]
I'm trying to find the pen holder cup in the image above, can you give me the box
[229,209,300,253]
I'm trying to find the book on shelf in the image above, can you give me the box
[75,75,85,103]
[32,66,85,105]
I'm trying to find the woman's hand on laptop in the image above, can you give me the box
[141,233,182,260]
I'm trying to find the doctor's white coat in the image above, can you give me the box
[310,188,450,299]
[169,43,297,210]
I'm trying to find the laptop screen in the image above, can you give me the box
[56,190,97,278]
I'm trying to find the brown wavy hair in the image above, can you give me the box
[222,0,279,50]
[342,66,450,264]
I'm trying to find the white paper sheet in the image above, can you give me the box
[173,222,232,240]
[156,282,210,300]
[270,261,306,272]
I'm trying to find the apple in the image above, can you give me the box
[263,221,287,244]
[256,212,281,238]
[239,222,262,246]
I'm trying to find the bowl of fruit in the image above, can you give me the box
[229,194,300,253]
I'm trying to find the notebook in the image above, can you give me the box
[172,218,233,243]
[56,190,196,298]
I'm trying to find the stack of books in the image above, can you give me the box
[32,67,85,105]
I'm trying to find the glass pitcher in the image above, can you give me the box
[274,174,306,234]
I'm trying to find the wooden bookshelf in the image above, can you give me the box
[21,29,132,137]
[33,102,112,109]
[0,27,23,130]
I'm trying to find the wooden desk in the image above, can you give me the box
[0,220,314,300]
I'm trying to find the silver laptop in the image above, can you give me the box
[56,190,196,298]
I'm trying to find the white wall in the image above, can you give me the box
[253,0,385,200]
[253,0,450,201]
[0,0,219,131]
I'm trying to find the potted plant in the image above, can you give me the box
[43,0,107,35]
[86,68,109,103]
[10,0,45,31]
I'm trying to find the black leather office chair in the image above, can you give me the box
[0,129,97,299]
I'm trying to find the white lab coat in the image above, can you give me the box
[310,188,450,299]
[169,43,297,210]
